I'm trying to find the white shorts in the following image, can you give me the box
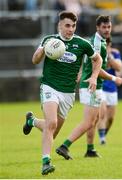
[79,88,103,107]
[40,84,75,119]
[102,91,118,106]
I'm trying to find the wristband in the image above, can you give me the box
[112,76,116,82]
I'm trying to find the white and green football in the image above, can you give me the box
[44,38,66,60]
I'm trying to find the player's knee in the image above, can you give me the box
[99,113,105,120]
[46,119,57,131]
[90,122,95,129]
[87,121,94,130]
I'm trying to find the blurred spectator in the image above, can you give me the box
[53,0,82,16]
[24,0,38,11]
[112,14,122,35]
[7,0,42,11]
[94,0,118,9]
[113,23,122,35]
[8,0,25,11]
[8,0,20,11]
[53,0,65,11]
[80,0,93,11]
[64,0,82,17]
[78,0,93,36]
[0,0,8,10]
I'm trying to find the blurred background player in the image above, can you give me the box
[56,15,122,160]
[98,37,122,144]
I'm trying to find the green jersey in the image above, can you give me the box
[80,32,107,89]
[40,34,95,93]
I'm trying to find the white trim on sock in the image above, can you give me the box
[42,154,50,159]
[100,137,106,142]
[32,118,36,127]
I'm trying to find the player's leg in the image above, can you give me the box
[41,101,58,175]
[41,86,75,174]
[85,114,101,157]
[42,90,75,173]
[56,88,103,159]
[23,112,45,135]
[23,83,63,136]
[23,102,57,175]
[68,105,98,142]
[23,112,64,137]
[56,104,99,159]
[105,91,117,134]
[98,91,117,144]
[23,112,65,135]
[98,101,107,144]
[53,115,65,139]
[23,84,74,174]
[105,105,116,134]
[34,118,44,131]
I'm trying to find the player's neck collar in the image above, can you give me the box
[59,32,74,41]
[96,32,105,41]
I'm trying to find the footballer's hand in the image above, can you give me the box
[32,47,45,64]
[84,77,97,93]
[115,77,122,86]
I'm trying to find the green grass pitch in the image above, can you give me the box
[0,101,122,179]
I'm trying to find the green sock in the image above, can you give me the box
[87,144,94,151]
[27,118,34,127]
[42,157,50,165]
[63,139,72,148]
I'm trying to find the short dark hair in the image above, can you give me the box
[96,15,111,26]
[59,11,78,22]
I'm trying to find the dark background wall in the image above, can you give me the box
[0,1,122,102]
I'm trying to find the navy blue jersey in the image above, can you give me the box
[103,50,121,92]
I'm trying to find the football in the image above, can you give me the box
[44,38,66,60]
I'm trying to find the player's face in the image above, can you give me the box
[58,18,76,39]
[97,22,112,39]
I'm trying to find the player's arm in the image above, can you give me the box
[76,64,82,83]
[107,54,122,71]
[32,47,45,64]
[90,34,103,80]
[99,68,122,86]
[85,53,102,92]
[91,53,103,79]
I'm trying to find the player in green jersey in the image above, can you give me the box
[56,15,122,159]
[23,11,102,175]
